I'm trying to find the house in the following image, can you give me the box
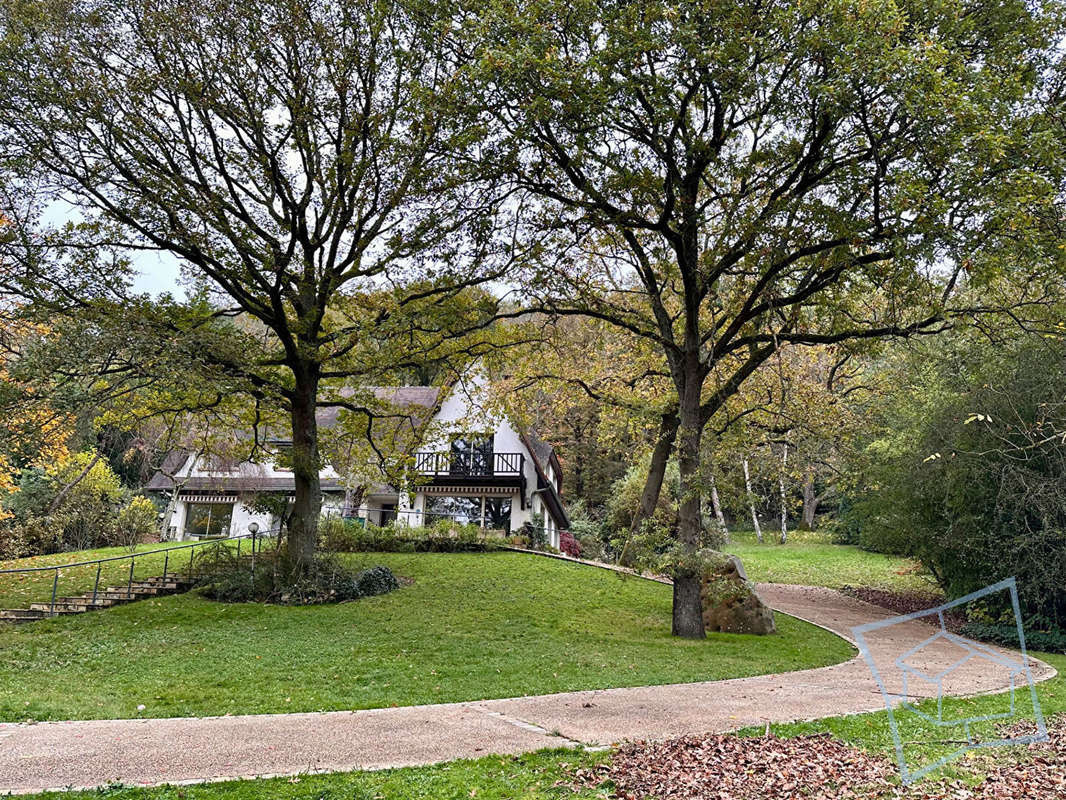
[146,372,570,547]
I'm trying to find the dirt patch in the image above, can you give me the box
[574,716,1066,799]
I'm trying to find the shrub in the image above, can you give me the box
[192,544,400,605]
[0,453,125,554]
[354,565,400,596]
[115,495,159,550]
[604,457,679,537]
[961,622,1066,655]
[319,516,501,553]
[844,336,1066,624]
[522,512,547,550]
[559,530,581,557]
[568,499,610,560]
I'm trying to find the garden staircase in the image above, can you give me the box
[0,574,195,624]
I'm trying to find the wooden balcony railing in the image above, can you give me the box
[414,452,524,478]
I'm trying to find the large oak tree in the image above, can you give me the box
[470,0,1064,635]
[0,0,511,574]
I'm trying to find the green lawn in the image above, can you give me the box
[0,541,244,608]
[0,551,853,722]
[724,529,935,592]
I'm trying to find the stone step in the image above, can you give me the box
[102,586,161,596]
[2,570,199,624]
[25,603,84,614]
[55,597,116,608]
[0,608,48,622]
[85,591,138,602]
[129,581,188,591]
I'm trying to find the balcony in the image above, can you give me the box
[414,451,524,479]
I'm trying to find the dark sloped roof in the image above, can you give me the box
[315,386,440,429]
[524,430,556,473]
[146,386,442,492]
[161,476,347,493]
[144,451,192,491]
[519,430,569,529]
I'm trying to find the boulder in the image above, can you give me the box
[700,554,776,635]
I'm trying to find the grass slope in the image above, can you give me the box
[724,530,934,592]
[0,551,853,722]
[0,541,239,608]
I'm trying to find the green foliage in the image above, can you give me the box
[522,512,547,550]
[354,564,401,597]
[115,495,158,550]
[604,457,678,537]
[319,515,500,553]
[568,499,609,560]
[192,543,399,605]
[0,451,127,555]
[961,623,1066,655]
[845,335,1066,623]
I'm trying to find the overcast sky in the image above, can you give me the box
[130,251,184,296]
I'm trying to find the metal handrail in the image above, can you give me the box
[0,530,276,618]
[0,531,266,575]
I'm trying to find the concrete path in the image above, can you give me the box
[0,584,1055,794]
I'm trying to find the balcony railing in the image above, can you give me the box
[414,451,524,478]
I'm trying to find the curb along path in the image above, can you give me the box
[0,583,1056,794]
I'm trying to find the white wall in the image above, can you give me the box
[419,372,540,534]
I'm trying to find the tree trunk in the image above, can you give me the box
[284,366,322,578]
[47,451,103,514]
[343,485,366,518]
[672,378,706,639]
[802,466,819,529]
[743,458,762,542]
[621,411,678,566]
[709,469,728,542]
[779,443,788,544]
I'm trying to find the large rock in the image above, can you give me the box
[700,554,776,635]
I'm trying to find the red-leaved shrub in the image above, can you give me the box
[559,530,581,557]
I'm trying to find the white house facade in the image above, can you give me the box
[147,374,569,548]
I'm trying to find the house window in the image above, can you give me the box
[450,435,493,476]
[185,502,234,538]
[484,498,512,533]
[424,495,511,532]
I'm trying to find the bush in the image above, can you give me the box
[193,544,400,605]
[843,336,1066,624]
[521,512,547,550]
[559,530,581,557]
[961,622,1066,655]
[354,564,401,596]
[567,499,610,560]
[0,452,126,555]
[320,516,501,553]
[115,495,159,550]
